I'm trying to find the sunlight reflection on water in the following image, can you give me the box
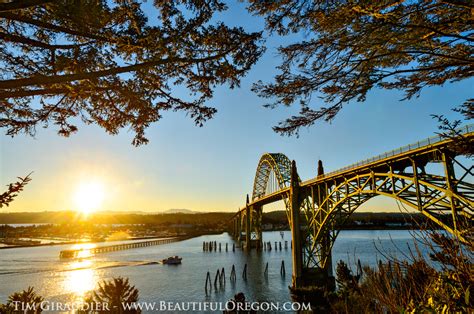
[64,260,97,302]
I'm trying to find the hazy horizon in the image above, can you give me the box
[0,206,416,215]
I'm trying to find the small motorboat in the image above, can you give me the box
[160,256,182,265]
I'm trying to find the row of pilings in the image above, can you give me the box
[202,241,235,252]
[263,240,290,251]
[205,261,287,294]
[202,241,290,252]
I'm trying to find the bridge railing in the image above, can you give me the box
[322,124,473,179]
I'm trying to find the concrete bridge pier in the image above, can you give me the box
[245,194,251,251]
[290,160,335,291]
[290,160,303,289]
[235,212,242,243]
[232,211,241,240]
[316,160,335,289]
[253,204,263,250]
[231,216,236,237]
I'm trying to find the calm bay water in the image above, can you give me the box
[0,230,429,312]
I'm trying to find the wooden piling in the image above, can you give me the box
[243,263,247,280]
[205,271,212,293]
[279,242,282,250]
[230,264,236,282]
[357,259,363,277]
[264,262,268,276]
[280,260,286,276]
[220,267,226,285]
[214,269,220,288]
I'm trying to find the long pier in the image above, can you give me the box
[59,237,178,258]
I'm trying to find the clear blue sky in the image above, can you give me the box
[0,2,472,213]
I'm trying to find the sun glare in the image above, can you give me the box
[65,260,96,301]
[74,181,105,215]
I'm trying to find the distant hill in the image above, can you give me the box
[0,211,233,225]
[0,210,441,228]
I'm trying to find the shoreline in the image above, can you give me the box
[0,231,221,250]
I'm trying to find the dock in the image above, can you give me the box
[59,237,178,258]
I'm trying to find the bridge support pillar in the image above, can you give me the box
[245,195,251,251]
[316,161,334,289]
[290,160,303,289]
[237,212,242,243]
[250,204,263,250]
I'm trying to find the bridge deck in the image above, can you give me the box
[303,124,473,186]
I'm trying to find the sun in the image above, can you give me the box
[74,181,105,215]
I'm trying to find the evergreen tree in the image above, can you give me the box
[0,0,263,145]
[248,0,473,135]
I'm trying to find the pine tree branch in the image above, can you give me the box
[0,0,52,12]
[0,31,86,50]
[0,48,240,90]
[0,173,32,208]
[0,12,109,42]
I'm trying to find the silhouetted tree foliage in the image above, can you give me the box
[431,100,474,155]
[0,0,263,145]
[0,174,32,208]
[224,292,256,314]
[82,277,140,313]
[3,286,44,314]
[330,224,474,313]
[335,260,361,294]
[247,0,473,135]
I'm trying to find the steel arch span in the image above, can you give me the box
[251,153,292,201]
[245,153,293,247]
[246,153,319,249]
[230,125,474,290]
[307,160,473,271]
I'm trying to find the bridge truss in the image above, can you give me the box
[231,126,473,289]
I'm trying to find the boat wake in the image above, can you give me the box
[0,260,160,276]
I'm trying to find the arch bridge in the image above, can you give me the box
[230,125,473,290]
